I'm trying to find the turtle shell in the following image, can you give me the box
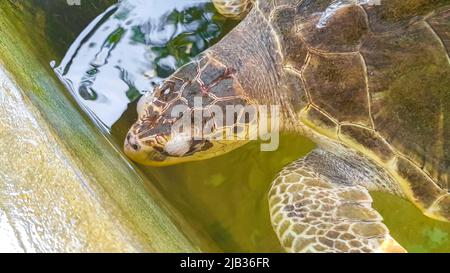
[262,0,450,219]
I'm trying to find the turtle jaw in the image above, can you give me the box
[124,131,166,166]
[124,127,239,166]
[124,129,186,167]
[124,127,250,166]
[124,132,183,167]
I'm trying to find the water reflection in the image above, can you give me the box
[55,0,233,128]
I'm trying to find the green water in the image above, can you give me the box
[15,0,450,252]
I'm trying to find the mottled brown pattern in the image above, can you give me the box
[396,157,447,207]
[298,5,368,52]
[339,125,395,162]
[362,0,450,32]
[211,7,284,107]
[303,52,371,126]
[427,8,450,58]
[360,21,450,191]
[271,7,308,71]
[281,68,309,117]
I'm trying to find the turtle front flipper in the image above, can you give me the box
[269,149,406,253]
[212,0,253,19]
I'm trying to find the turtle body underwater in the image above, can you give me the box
[124,0,450,253]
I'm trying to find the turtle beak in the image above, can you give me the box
[124,129,210,166]
[124,132,141,152]
[124,132,168,164]
[124,125,226,166]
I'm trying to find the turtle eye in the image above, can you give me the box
[125,133,140,151]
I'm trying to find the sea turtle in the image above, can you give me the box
[124,0,450,253]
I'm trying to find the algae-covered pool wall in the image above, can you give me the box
[0,0,210,252]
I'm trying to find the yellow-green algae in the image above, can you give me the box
[0,2,211,252]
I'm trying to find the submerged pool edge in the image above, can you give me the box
[0,2,217,253]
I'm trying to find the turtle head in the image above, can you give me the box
[124,57,257,166]
[125,6,288,166]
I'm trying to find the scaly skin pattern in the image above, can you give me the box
[125,54,256,165]
[125,0,450,252]
[269,149,406,253]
